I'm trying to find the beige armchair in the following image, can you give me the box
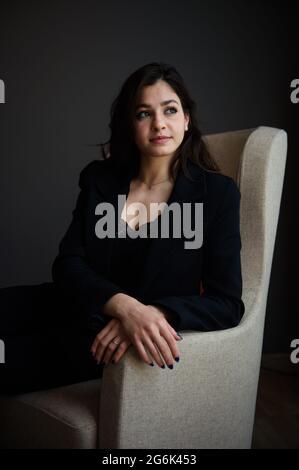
[0,126,287,449]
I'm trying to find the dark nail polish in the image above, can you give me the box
[175,357,180,362]
[149,362,155,367]
[168,364,173,369]
[160,364,165,369]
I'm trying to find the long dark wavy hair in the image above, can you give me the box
[100,62,220,181]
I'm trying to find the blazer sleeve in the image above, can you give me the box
[150,178,245,332]
[51,161,129,330]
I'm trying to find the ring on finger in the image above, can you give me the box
[112,336,121,345]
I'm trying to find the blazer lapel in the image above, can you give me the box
[94,158,207,299]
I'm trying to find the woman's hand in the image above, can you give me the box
[90,317,133,366]
[97,293,182,367]
[90,303,182,368]
[117,302,181,368]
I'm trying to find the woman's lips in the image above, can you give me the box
[150,137,171,143]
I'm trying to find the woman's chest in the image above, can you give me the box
[120,182,174,231]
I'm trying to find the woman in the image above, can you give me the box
[52,61,245,367]
[0,62,244,394]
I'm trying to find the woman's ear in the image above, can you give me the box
[184,113,190,131]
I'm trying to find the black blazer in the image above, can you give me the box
[52,157,245,332]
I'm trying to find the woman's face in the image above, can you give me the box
[132,80,189,162]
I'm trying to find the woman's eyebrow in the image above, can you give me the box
[135,99,179,110]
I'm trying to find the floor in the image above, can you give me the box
[251,354,299,449]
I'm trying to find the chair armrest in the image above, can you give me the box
[98,288,263,449]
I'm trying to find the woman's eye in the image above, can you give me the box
[136,107,177,119]
[165,107,177,115]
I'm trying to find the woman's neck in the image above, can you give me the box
[137,158,179,188]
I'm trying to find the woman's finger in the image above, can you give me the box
[146,324,181,367]
[90,319,117,356]
[109,340,131,365]
[163,319,182,341]
[101,335,123,365]
[161,328,181,362]
[145,333,175,368]
[133,337,157,366]
[92,325,121,364]
[168,324,182,340]
[141,334,167,368]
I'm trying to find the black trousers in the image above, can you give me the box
[0,282,104,395]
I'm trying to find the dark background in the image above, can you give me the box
[0,0,298,353]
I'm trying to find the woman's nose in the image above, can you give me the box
[152,118,166,131]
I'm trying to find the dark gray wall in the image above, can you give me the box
[0,0,298,353]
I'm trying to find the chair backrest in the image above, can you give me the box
[203,128,253,183]
[204,126,288,321]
